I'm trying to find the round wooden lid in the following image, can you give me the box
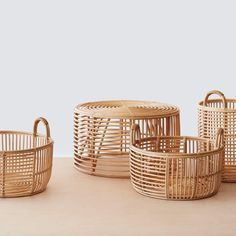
[75,100,179,118]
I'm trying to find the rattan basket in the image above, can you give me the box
[198,90,236,182]
[129,124,224,200]
[0,117,53,197]
[74,100,180,178]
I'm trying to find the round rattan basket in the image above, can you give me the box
[74,100,180,178]
[129,124,224,200]
[198,90,236,182]
[0,117,53,198]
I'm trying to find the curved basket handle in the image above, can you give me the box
[131,124,141,146]
[33,117,51,139]
[215,128,224,149]
[203,90,227,108]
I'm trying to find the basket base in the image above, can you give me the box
[0,188,47,198]
[74,155,129,178]
[131,176,221,200]
[0,172,48,198]
[132,186,219,201]
[222,165,236,182]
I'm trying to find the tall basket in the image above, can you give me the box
[198,90,236,182]
[130,124,224,200]
[0,117,54,197]
[74,100,180,178]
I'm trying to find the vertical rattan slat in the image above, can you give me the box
[0,117,53,197]
[74,100,180,178]
[129,124,224,200]
[198,90,236,182]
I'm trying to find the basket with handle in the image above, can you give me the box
[0,117,54,197]
[129,124,224,200]
[198,90,236,182]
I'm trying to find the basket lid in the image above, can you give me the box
[75,100,179,118]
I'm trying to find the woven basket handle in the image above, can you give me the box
[33,117,51,139]
[204,90,227,108]
[215,128,224,149]
[131,124,141,146]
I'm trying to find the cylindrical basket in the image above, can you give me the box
[129,124,224,200]
[198,90,236,182]
[0,117,54,198]
[74,100,180,178]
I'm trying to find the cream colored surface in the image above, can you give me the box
[0,158,235,236]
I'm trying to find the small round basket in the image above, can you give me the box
[129,124,224,200]
[198,90,236,182]
[0,117,53,198]
[74,100,180,178]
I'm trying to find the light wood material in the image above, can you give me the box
[1,158,236,236]
[130,124,224,200]
[198,90,236,182]
[74,100,180,178]
[0,117,53,197]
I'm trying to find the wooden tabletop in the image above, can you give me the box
[0,158,235,236]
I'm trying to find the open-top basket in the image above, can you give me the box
[198,90,236,182]
[0,117,53,197]
[129,124,224,200]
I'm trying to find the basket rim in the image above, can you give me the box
[74,111,180,119]
[74,100,180,119]
[0,130,53,155]
[198,98,236,112]
[130,135,224,159]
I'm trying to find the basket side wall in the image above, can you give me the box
[198,104,236,182]
[0,133,53,197]
[129,138,223,200]
[74,112,180,178]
